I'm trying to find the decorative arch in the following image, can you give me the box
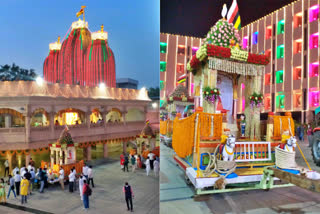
[55,108,85,126]
[0,108,25,128]
[90,108,102,123]
[106,108,123,123]
[31,108,49,127]
[126,108,145,122]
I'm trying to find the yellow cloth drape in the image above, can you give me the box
[172,114,196,158]
[160,120,167,135]
[172,113,223,158]
[272,115,295,137]
[198,113,223,139]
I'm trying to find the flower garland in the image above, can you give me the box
[203,86,221,104]
[187,44,270,71]
[249,92,264,108]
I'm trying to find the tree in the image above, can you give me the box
[148,87,160,100]
[0,63,37,81]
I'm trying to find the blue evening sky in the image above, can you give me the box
[0,0,159,89]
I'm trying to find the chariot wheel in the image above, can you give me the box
[312,132,320,166]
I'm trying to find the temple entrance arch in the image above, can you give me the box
[106,108,123,123]
[55,108,85,125]
[31,108,49,127]
[0,108,25,128]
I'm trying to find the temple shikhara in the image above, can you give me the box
[0,8,153,175]
[43,20,116,87]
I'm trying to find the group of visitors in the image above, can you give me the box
[66,164,94,211]
[120,151,159,177]
[1,158,37,205]
[296,123,314,147]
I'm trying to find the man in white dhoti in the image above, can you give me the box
[153,159,159,176]
[145,157,151,176]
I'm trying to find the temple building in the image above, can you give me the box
[0,17,151,170]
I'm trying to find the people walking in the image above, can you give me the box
[39,168,45,193]
[72,167,77,191]
[88,166,94,188]
[120,153,125,171]
[137,155,142,169]
[59,167,64,190]
[30,169,35,193]
[12,166,19,176]
[4,159,9,177]
[123,182,134,212]
[131,155,136,173]
[7,175,16,199]
[124,155,129,172]
[148,152,155,170]
[69,169,75,193]
[145,157,151,176]
[14,171,21,196]
[307,124,313,147]
[20,176,29,204]
[79,174,86,200]
[154,158,159,176]
[0,178,6,204]
[82,180,91,210]
[23,169,32,195]
[83,164,89,180]
[299,124,304,142]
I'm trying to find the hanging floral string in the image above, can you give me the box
[249,92,264,108]
[203,86,221,104]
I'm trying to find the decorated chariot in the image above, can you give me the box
[170,6,320,195]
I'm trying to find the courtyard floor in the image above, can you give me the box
[0,158,159,214]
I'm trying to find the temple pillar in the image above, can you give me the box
[266,114,274,142]
[4,114,12,128]
[25,153,31,167]
[102,111,107,128]
[49,111,55,139]
[59,150,63,165]
[123,141,127,153]
[86,110,91,129]
[55,150,59,165]
[50,149,54,166]
[6,152,13,173]
[103,143,108,158]
[86,146,92,161]
[122,111,127,125]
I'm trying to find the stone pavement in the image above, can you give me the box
[160,141,320,214]
[0,158,159,214]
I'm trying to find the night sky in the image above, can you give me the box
[161,0,296,37]
[0,0,159,89]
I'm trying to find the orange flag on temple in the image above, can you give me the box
[76,6,86,17]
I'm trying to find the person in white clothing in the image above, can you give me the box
[72,167,77,191]
[20,167,26,179]
[12,166,19,176]
[153,159,159,176]
[145,157,151,176]
[82,164,89,180]
[20,167,26,176]
[68,169,75,193]
[27,163,32,173]
[59,167,64,190]
[14,171,21,196]
[147,152,155,170]
[79,175,86,200]
[4,159,9,177]
[87,166,94,188]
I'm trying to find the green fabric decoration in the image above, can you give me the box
[79,34,82,50]
[73,29,76,36]
[89,40,93,61]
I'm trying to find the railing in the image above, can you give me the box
[0,127,25,133]
[234,141,271,162]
